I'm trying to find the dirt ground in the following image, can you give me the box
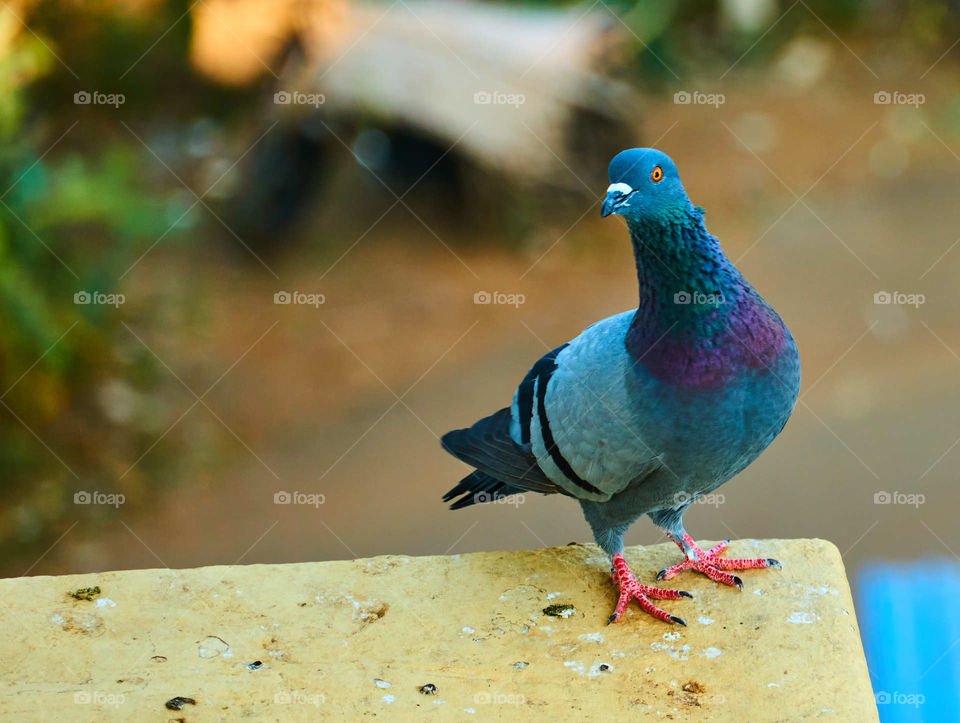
[8,67,960,608]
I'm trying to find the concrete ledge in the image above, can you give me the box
[0,539,877,721]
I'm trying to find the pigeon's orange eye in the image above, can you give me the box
[651,166,663,182]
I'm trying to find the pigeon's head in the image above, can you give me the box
[601,148,692,223]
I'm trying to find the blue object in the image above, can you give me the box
[441,148,800,624]
[442,148,800,554]
[858,559,960,721]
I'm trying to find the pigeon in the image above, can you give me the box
[441,148,801,625]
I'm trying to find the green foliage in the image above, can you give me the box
[0,24,186,551]
[601,0,960,84]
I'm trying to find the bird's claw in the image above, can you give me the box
[608,552,689,625]
[659,534,780,589]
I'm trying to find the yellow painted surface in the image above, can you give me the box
[0,539,877,721]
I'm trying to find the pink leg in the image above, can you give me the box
[608,552,691,625]
[657,533,781,589]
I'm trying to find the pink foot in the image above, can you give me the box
[608,552,691,625]
[657,534,781,589]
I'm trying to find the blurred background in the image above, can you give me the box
[0,0,958,717]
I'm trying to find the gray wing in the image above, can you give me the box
[525,310,664,502]
[441,407,563,497]
[442,309,662,509]
[442,470,543,510]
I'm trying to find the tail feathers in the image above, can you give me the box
[440,408,558,493]
[443,470,530,510]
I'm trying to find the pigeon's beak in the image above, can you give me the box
[600,183,634,218]
[600,194,620,218]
